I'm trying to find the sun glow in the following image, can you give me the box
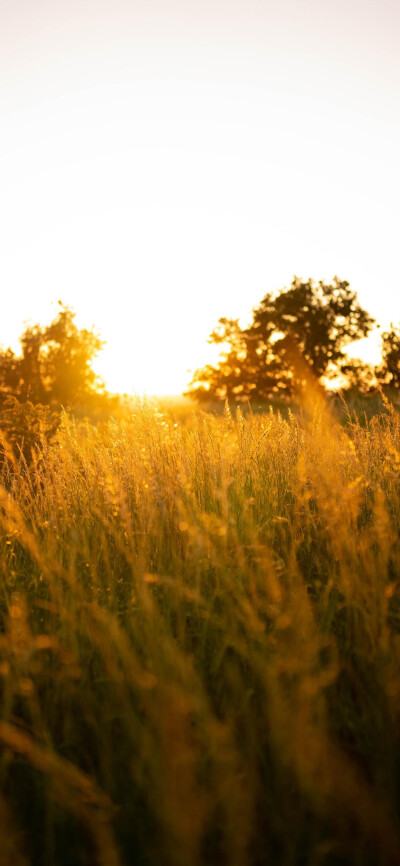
[1,1,399,394]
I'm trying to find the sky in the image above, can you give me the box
[1,0,399,395]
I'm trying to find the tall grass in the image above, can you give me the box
[0,395,400,865]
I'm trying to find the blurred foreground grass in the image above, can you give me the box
[0,392,400,865]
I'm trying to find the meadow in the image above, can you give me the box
[0,392,400,865]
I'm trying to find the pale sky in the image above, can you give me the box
[1,0,399,394]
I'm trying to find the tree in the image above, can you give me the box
[0,303,106,408]
[185,276,374,402]
[377,325,400,389]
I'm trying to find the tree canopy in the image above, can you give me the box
[0,303,106,408]
[377,325,400,390]
[185,276,375,402]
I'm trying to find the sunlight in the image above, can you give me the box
[1,74,399,394]
[2,4,400,863]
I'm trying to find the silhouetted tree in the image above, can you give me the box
[378,325,400,389]
[0,303,105,408]
[186,276,374,402]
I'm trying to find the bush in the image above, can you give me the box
[0,396,60,466]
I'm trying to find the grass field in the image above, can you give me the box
[0,391,400,865]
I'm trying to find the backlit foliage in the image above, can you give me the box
[0,303,105,408]
[186,276,374,402]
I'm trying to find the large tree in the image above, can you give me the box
[0,303,106,407]
[186,276,374,402]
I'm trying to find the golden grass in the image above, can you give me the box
[0,396,399,865]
